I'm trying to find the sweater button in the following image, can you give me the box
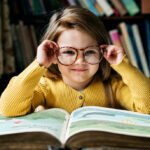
[79,95,83,99]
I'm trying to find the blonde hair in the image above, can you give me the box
[42,6,111,80]
[41,6,120,107]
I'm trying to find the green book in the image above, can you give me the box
[121,0,140,16]
[32,0,44,15]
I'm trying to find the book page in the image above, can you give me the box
[65,106,150,141]
[0,108,70,142]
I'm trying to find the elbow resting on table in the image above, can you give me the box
[133,99,150,114]
[0,100,31,117]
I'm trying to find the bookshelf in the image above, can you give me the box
[0,0,150,95]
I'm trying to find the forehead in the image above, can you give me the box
[57,29,98,48]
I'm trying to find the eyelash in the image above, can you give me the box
[63,50,75,55]
[85,50,96,54]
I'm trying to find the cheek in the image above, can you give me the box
[90,64,99,75]
[57,63,70,74]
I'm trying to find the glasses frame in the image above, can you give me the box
[56,45,104,66]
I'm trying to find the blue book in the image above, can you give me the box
[86,0,100,16]
[126,24,143,72]
[145,19,150,71]
[138,20,148,57]
[138,19,150,75]
[24,0,32,15]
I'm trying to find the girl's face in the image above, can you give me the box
[57,29,99,90]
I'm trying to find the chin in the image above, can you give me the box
[72,76,92,84]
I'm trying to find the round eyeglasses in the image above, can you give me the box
[56,46,104,66]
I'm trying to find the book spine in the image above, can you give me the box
[131,24,150,77]
[107,0,120,16]
[109,29,123,47]
[28,25,38,56]
[39,0,47,14]
[10,25,25,72]
[119,22,138,67]
[32,0,44,15]
[24,0,32,15]
[18,21,34,66]
[96,0,114,16]
[42,0,52,12]
[67,0,77,6]
[2,0,16,74]
[28,0,35,14]
[93,0,105,16]
[109,0,127,16]
[20,0,27,15]
[145,19,150,71]
[126,24,143,71]
[76,0,89,9]
[121,0,140,16]
[141,0,150,14]
[0,0,3,76]
[23,25,35,64]
[86,0,100,16]
[120,34,131,60]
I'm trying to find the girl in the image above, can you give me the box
[0,7,150,117]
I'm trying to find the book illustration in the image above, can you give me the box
[67,106,150,138]
[69,119,150,137]
[70,106,150,125]
[0,106,150,149]
[0,109,68,140]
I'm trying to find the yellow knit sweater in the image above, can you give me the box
[0,56,150,117]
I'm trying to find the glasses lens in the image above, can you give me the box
[58,47,77,65]
[84,47,102,64]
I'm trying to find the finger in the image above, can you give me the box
[103,50,107,59]
[105,45,121,57]
[49,41,59,51]
[42,40,57,50]
[41,40,58,57]
[100,44,108,48]
[107,48,116,57]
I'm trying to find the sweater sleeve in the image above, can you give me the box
[111,56,150,114]
[0,60,47,117]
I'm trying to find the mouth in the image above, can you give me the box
[71,68,88,72]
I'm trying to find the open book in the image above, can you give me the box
[0,106,150,149]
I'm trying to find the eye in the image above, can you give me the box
[85,50,96,55]
[63,50,75,55]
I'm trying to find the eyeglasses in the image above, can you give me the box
[56,46,104,66]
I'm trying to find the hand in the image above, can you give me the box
[101,45,125,65]
[36,40,59,68]
[34,105,46,112]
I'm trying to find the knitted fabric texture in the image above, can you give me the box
[0,56,150,117]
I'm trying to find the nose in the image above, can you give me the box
[74,51,85,64]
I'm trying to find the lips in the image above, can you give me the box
[71,68,87,72]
